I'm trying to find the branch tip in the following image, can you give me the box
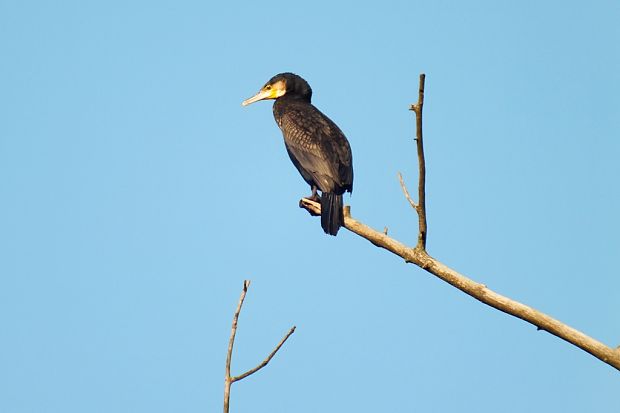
[398,172,418,211]
[232,325,296,383]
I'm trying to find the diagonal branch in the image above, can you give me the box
[300,197,620,371]
[223,280,296,413]
[298,73,620,372]
[231,326,296,382]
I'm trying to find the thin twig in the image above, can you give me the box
[409,73,427,251]
[232,326,296,382]
[223,280,250,413]
[225,280,250,382]
[297,73,620,371]
[223,281,296,413]
[398,172,418,210]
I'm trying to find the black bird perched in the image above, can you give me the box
[242,72,353,236]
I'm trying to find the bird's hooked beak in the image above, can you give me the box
[241,80,286,106]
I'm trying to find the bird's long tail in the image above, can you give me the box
[321,192,344,236]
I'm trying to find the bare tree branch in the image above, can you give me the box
[301,197,620,370]
[409,73,428,250]
[299,73,620,371]
[231,326,296,383]
[223,280,296,413]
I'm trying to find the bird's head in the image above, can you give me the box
[242,72,312,106]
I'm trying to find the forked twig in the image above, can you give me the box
[223,280,296,413]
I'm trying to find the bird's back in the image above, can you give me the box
[273,99,353,195]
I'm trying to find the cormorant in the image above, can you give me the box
[242,73,353,236]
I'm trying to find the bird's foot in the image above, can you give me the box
[306,186,322,203]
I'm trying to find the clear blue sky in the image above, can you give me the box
[1,1,619,412]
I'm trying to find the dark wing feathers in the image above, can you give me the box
[277,104,353,194]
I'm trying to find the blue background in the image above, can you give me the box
[1,1,619,411]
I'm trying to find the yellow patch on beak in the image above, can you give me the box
[242,79,286,106]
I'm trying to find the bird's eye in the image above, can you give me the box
[265,85,272,90]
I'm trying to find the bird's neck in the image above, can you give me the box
[278,94,311,105]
